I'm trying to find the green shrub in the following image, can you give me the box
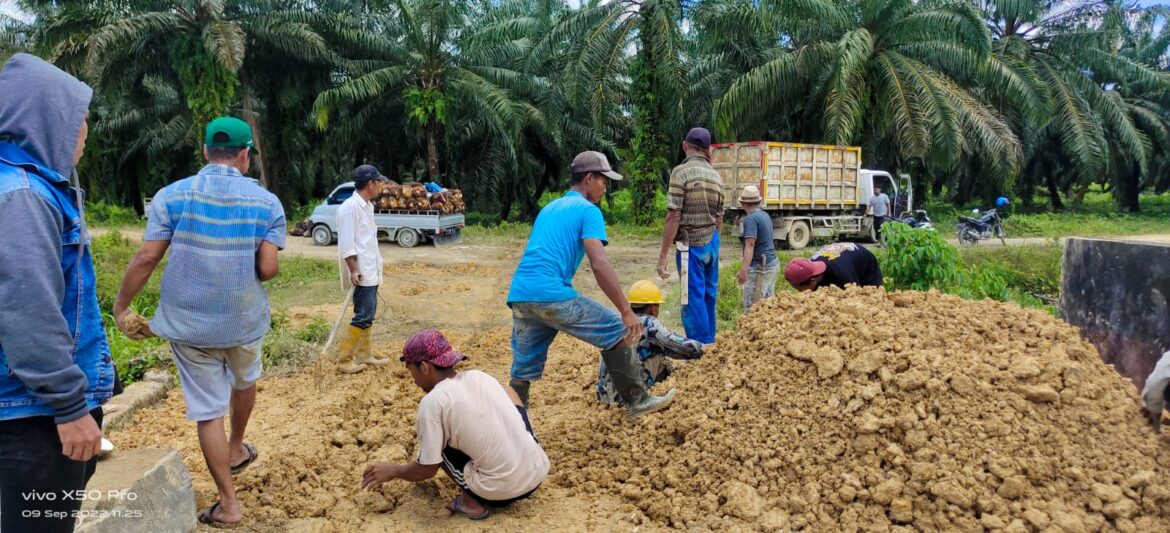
[285,200,323,228]
[879,223,961,291]
[879,223,1028,306]
[262,328,316,374]
[295,317,331,343]
[263,310,317,374]
[103,315,169,385]
[91,231,162,315]
[86,201,140,225]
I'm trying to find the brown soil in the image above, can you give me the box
[110,256,1170,531]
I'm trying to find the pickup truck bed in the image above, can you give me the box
[307,182,466,248]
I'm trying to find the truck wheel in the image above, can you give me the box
[396,228,420,248]
[311,225,333,246]
[785,221,811,250]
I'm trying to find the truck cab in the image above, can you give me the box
[859,170,912,220]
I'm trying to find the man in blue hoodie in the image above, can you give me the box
[0,54,114,533]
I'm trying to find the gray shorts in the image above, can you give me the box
[170,340,263,421]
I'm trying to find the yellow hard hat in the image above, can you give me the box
[627,280,665,305]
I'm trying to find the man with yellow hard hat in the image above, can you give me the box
[596,281,704,406]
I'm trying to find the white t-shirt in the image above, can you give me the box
[336,193,382,288]
[416,370,550,500]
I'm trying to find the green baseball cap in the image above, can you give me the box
[204,116,257,153]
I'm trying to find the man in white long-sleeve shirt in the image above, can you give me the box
[335,165,390,373]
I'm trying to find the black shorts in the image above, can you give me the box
[440,405,540,508]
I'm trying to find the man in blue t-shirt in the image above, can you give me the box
[506,151,675,418]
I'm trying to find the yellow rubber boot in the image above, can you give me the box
[337,325,368,374]
[355,327,389,368]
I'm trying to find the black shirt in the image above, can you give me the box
[811,243,883,289]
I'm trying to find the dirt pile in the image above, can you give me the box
[113,286,1170,531]
[544,287,1170,530]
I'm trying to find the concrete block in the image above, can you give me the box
[76,448,196,533]
[103,370,173,431]
[1062,238,1170,389]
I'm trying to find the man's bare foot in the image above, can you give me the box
[445,492,489,519]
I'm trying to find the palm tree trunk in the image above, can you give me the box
[1118,163,1142,213]
[1045,173,1065,210]
[239,83,271,190]
[1073,181,1089,206]
[426,118,441,182]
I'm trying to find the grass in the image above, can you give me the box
[927,190,1170,239]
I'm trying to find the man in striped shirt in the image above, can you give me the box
[656,127,724,344]
[113,116,284,527]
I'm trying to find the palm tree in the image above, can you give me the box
[977,0,1170,209]
[39,0,333,191]
[524,0,688,222]
[711,0,1021,190]
[311,0,614,220]
[1,13,29,60]
[311,0,493,182]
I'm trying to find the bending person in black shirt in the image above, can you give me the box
[784,242,883,291]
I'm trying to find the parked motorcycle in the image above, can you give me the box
[957,208,1006,246]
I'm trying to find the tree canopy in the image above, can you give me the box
[3,0,1168,217]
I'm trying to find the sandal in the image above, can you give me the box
[447,493,490,520]
[197,501,240,529]
[230,442,258,475]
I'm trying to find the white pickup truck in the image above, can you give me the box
[307,182,466,247]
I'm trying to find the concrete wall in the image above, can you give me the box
[1062,238,1170,390]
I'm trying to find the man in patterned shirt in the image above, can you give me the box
[113,117,284,527]
[656,127,724,344]
[597,281,703,405]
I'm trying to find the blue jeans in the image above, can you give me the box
[351,285,378,329]
[741,257,780,312]
[677,232,719,343]
[509,297,627,381]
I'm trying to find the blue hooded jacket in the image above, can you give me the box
[0,53,114,423]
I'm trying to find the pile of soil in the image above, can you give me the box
[113,287,1170,531]
[543,287,1170,530]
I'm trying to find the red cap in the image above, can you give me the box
[785,258,827,286]
[401,329,467,368]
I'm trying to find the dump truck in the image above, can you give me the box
[712,142,911,249]
[308,182,465,248]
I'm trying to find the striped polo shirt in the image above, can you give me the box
[145,164,286,348]
[667,154,725,246]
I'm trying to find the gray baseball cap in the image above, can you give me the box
[570,151,623,181]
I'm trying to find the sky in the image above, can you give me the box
[0,0,28,23]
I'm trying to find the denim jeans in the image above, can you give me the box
[351,285,379,329]
[677,232,719,344]
[741,257,781,312]
[509,297,627,381]
[0,408,103,533]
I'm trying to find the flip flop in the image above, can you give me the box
[197,501,240,529]
[230,442,258,475]
[448,494,490,520]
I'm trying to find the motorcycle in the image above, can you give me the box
[957,208,1006,246]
